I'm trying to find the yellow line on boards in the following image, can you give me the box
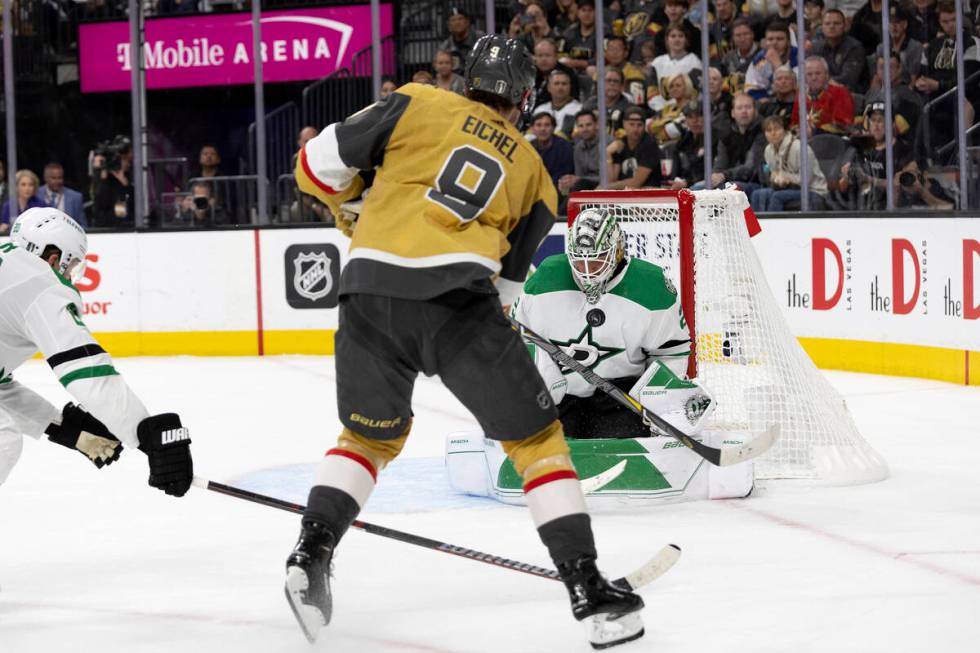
[799,337,978,386]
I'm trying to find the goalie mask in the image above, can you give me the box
[567,208,625,304]
[11,207,89,282]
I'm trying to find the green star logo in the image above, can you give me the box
[551,325,624,375]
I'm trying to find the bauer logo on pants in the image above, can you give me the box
[285,243,340,309]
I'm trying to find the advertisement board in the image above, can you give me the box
[753,219,979,350]
[36,216,976,383]
[79,5,394,93]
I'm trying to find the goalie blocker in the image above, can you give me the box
[445,361,754,505]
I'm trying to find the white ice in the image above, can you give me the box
[1,356,978,653]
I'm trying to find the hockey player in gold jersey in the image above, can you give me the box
[286,35,646,649]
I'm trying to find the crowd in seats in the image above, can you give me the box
[492,0,979,212]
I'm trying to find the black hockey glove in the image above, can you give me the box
[46,403,122,469]
[137,413,193,498]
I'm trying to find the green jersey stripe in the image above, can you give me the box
[59,365,119,387]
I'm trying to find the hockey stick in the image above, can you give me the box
[192,477,680,590]
[509,316,778,467]
[580,459,627,494]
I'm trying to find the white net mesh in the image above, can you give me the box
[572,189,888,485]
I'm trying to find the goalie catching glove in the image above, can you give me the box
[137,413,193,497]
[45,403,122,469]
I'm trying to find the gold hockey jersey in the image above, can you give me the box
[295,83,557,303]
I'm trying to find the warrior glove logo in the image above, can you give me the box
[284,243,340,309]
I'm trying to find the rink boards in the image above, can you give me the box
[50,216,980,385]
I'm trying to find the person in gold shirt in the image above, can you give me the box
[286,34,645,650]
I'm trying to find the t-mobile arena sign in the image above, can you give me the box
[79,5,393,93]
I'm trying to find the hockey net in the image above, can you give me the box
[567,189,888,485]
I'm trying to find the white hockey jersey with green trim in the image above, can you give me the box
[0,243,148,448]
[511,254,691,398]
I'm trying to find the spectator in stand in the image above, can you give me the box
[559,109,603,195]
[710,0,744,59]
[706,92,765,195]
[760,0,798,39]
[197,144,223,178]
[530,112,575,191]
[638,39,657,68]
[648,73,698,145]
[93,147,134,227]
[810,9,868,92]
[380,77,398,100]
[518,1,560,52]
[864,52,923,139]
[669,101,709,189]
[177,181,228,227]
[606,106,664,189]
[909,0,942,45]
[439,7,485,75]
[707,66,734,131]
[412,70,436,85]
[849,0,883,56]
[554,0,579,33]
[560,0,605,74]
[752,115,828,211]
[1,170,45,234]
[584,67,636,137]
[804,0,826,43]
[721,18,760,79]
[759,66,799,124]
[839,103,910,209]
[745,21,798,102]
[534,69,584,139]
[651,0,704,60]
[432,49,466,95]
[37,162,86,227]
[791,56,854,136]
[914,2,980,163]
[603,36,648,106]
[649,23,703,111]
[877,5,923,85]
[533,38,581,107]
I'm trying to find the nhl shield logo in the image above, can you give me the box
[293,251,333,301]
[284,243,340,309]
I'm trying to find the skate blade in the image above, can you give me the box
[586,611,645,650]
[285,566,327,644]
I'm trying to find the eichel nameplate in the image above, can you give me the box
[284,243,340,309]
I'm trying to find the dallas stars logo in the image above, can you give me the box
[551,325,624,375]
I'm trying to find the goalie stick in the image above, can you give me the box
[509,316,778,467]
[192,477,680,590]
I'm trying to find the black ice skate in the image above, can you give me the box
[558,555,645,650]
[284,520,336,643]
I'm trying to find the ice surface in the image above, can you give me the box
[1,356,978,653]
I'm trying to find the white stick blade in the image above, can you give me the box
[580,460,628,494]
[718,424,779,466]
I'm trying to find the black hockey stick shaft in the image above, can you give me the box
[509,316,728,465]
[193,477,562,582]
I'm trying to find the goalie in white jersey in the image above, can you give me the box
[512,207,712,440]
[447,208,753,504]
[0,208,193,497]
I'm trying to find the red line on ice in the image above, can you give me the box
[725,501,980,588]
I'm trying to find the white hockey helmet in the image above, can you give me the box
[11,207,88,281]
[566,208,625,304]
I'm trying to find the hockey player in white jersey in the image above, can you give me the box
[0,207,193,496]
[447,207,753,504]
